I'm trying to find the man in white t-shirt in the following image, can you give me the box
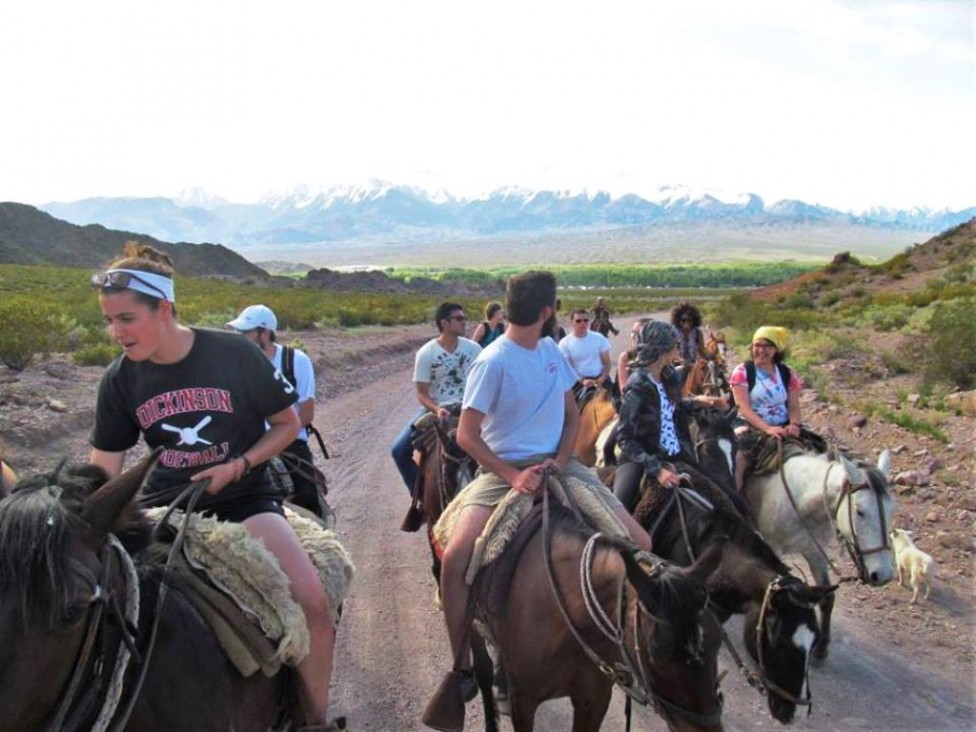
[390,302,482,494]
[559,308,612,390]
[422,273,652,730]
[227,304,324,516]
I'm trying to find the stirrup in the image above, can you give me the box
[421,670,467,732]
[400,505,424,533]
[298,717,347,732]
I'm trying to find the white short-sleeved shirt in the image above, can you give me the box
[558,331,611,380]
[414,337,483,406]
[462,335,578,461]
[271,343,316,442]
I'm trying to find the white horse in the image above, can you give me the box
[745,449,895,659]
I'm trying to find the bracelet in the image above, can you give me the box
[239,455,252,477]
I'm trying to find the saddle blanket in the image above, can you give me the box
[147,505,354,675]
[432,468,632,586]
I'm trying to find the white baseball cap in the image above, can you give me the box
[227,304,278,332]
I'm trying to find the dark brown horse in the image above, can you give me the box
[474,503,726,732]
[0,453,295,731]
[415,409,476,582]
[636,484,836,724]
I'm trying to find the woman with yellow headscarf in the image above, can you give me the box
[729,326,803,493]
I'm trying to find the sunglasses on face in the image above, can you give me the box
[91,270,168,300]
[574,318,589,323]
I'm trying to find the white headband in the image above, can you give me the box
[107,269,176,302]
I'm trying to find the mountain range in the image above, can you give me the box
[0,202,266,277]
[32,184,976,267]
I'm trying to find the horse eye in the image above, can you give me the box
[856,509,865,518]
[61,603,89,627]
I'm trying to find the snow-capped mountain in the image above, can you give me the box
[39,184,975,252]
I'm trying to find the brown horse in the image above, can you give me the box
[573,387,618,468]
[416,410,476,582]
[0,453,297,731]
[475,503,726,732]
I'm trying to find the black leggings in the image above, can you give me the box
[612,461,646,514]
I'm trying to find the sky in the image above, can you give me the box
[1,0,972,212]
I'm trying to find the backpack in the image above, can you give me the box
[281,345,329,460]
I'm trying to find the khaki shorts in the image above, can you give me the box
[455,455,623,512]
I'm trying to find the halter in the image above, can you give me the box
[657,485,814,713]
[48,535,141,732]
[540,477,724,730]
[777,443,889,584]
[822,462,891,583]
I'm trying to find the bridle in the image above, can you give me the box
[777,443,890,584]
[48,481,206,732]
[48,535,141,732]
[654,484,813,713]
[822,463,891,582]
[433,426,474,514]
[540,477,724,730]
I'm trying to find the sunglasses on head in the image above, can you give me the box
[91,270,168,300]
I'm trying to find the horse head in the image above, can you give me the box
[623,545,725,731]
[834,451,897,586]
[686,403,737,493]
[0,450,160,730]
[742,576,836,724]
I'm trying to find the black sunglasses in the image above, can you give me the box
[91,270,168,300]
[574,317,589,323]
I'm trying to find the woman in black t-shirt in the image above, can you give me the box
[89,242,339,729]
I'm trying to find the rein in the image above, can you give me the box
[540,472,723,730]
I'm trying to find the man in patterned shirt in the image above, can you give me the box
[390,302,482,494]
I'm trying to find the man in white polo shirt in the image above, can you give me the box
[558,307,612,393]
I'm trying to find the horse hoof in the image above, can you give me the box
[812,643,829,661]
[495,687,511,716]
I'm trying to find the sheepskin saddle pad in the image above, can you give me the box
[433,470,632,586]
[145,505,354,678]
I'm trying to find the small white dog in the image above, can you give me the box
[890,528,937,604]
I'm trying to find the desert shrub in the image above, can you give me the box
[72,343,120,366]
[920,298,976,389]
[820,291,841,308]
[779,292,815,310]
[877,252,913,279]
[0,298,65,370]
[879,350,913,375]
[869,304,913,332]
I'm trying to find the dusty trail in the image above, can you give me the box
[316,324,974,731]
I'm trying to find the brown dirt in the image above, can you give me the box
[0,317,973,730]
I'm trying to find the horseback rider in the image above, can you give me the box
[616,316,652,391]
[0,456,16,495]
[590,296,619,336]
[612,320,744,515]
[559,308,613,398]
[729,326,804,494]
[426,272,652,724]
[470,301,506,347]
[227,304,325,517]
[390,303,482,496]
[671,302,709,374]
[88,243,341,730]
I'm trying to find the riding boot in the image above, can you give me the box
[401,470,425,533]
[421,670,468,732]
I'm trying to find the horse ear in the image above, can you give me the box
[877,450,892,479]
[81,448,162,540]
[781,582,838,608]
[839,454,866,486]
[683,536,726,584]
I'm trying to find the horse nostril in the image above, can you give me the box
[869,571,879,584]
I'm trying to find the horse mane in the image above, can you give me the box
[0,462,153,630]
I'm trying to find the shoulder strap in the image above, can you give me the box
[281,345,296,392]
[777,362,792,388]
[746,360,756,393]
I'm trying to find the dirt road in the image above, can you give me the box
[315,325,975,731]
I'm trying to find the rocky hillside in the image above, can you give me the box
[0,202,267,279]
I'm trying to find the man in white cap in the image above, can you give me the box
[227,304,324,516]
